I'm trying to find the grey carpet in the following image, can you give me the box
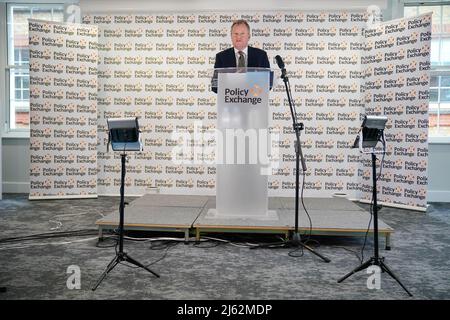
[0,194,449,300]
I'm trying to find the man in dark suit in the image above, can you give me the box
[212,19,270,93]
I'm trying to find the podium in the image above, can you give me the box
[209,67,278,219]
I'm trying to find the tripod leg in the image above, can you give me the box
[250,241,288,250]
[379,260,413,297]
[92,256,120,291]
[300,242,331,263]
[123,253,160,278]
[338,258,374,283]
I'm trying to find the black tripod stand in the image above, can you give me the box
[251,57,330,263]
[92,153,160,291]
[338,152,412,296]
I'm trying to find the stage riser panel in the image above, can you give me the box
[96,195,393,247]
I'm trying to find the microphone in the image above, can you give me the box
[275,55,286,78]
[275,55,285,69]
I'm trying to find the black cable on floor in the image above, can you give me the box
[193,240,222,249]
[288,246,304,258]
[300,171,314,243]
[118,240,179,270]
[95,236,118,248]
[335,246,363,263]
[0,229,101,244]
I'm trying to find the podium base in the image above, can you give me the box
[205,209,279,221]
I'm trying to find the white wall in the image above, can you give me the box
[1,138,29,193]
[0,126,2,200]
[427,144,450,202]
[79,0,388,13]
[0,3,5,199]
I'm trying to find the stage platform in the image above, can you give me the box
[96,194,394,249]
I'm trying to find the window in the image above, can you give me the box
[6,3,64,132]
[405,3,450,140]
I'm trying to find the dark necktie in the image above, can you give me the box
[238,51,245,68]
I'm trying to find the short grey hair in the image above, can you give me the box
[231,19,250,33]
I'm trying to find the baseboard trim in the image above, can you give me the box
[2,181,29,193]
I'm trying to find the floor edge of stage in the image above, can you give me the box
[96,194,394,248]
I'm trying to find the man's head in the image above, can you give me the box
[231,19,250,51]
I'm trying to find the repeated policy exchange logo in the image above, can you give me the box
[223,77,266,105]
[179,75,279,174]
[171,121,281,175]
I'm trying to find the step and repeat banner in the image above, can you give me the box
[82,11,368,198]
[28,20,98,199]
[361,13,431,210]
[28,12,431,210]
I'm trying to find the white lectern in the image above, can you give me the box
[209,67,278,219]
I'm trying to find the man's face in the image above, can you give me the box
[231,24,250,51]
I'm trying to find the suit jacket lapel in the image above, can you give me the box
[227,48,236,67]
[247,46,254,68]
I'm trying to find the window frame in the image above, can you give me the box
[404,1,450,143]
[2,2,66,138]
